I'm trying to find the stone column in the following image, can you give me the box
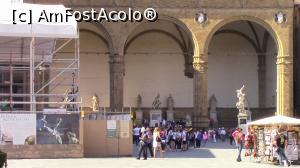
[276,55,293,116]
[193,55,209,127]
[258,54,266,107]
[109,54,124,112]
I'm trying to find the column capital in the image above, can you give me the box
[193,55,208,73]
[276,55,293,65]
[109,54,124,64]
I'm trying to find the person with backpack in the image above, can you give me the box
[233,128,244,162]
[274,129,290,166]
[195,130,203,148]
[136,131,149,160]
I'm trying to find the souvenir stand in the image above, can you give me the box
[247,116,300,165]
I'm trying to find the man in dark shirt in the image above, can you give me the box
[0,150,7,168]
[275,130,290,166]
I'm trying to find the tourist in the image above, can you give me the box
[181,129,188,151]
[136,131,149,160]
[274,129,290,166]
[212,130,217,143]
[169,128,176,152]
[195,130,202,148]
[153,127,163,158]
[160,128,167,152]
[0,149,7,168]
[189,130,195,148]
[220,127,226,142]
[145,127,154,157]
[202,131,209,147]
[244,129,255,157]
[175,128,182,150]
[133,125,141,146]
[140,125,146,134]
[233,128,245,162]
[229,129,234,145]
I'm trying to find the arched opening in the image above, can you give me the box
[123,17,195,120]
[206,20,278,126]
[51,22,112,108]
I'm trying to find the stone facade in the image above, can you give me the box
[25,0,296,127]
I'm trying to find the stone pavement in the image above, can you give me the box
[8,141,299,168]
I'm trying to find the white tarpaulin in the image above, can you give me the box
[0,113,36,145]
[247,115,300,126]
[0,3,78,38]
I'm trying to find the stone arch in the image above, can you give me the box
[203,15,281,58]
[87,22,114,54]
[123,15,199,78]
[77,22,113,107]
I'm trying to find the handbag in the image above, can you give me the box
[156,136,161,142]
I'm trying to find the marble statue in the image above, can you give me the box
[60,89,72,109]
[236,85,246,114]
[209,94,217,113]
[152,94,162,110]
[209,94,218,122]
[167,94,174,111]
[185,114,192,126]
[91,94,100,112]
[137,94,142,110]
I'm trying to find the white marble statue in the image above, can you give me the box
[91,94,100,112]
[167,94,174,111]
[209,94,217,113]
[209,94,218,121]
[186,114,192,126]
[236,85,246,114]
[152,94,162,110]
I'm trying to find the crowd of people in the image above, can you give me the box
[132,122,233,160]
[231,127,291,167]
[133,123,292,167]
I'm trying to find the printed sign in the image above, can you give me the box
[0,113,36,145]
[107,129,117,138]
[107,120,117,130]
[36,113,79,144]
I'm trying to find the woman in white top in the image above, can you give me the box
[153,127,163,158]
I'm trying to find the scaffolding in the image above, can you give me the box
[0,36,81,113]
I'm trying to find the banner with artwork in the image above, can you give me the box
[36,113,79,144]
[0,113,36,145]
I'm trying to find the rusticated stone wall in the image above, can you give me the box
[0,144,83,159]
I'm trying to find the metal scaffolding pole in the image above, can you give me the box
[0,37,81,113]
[30,37,36,112]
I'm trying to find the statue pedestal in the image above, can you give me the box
[237,112,248,134]
[135,110,143,125]
[166,110,174,121]
[192,116,209,128]
[136,110,143,120]
[149,110,162,127]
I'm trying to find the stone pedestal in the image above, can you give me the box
[149,110,162,127]
[237,112,248,135]
[166,110,174,121]
[210,112,218,123]
[192,116,209,128]
[135,110,143,125]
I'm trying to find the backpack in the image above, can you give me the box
[197,133,203,140]
[237,133,243,144]
[247,135,253,144]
